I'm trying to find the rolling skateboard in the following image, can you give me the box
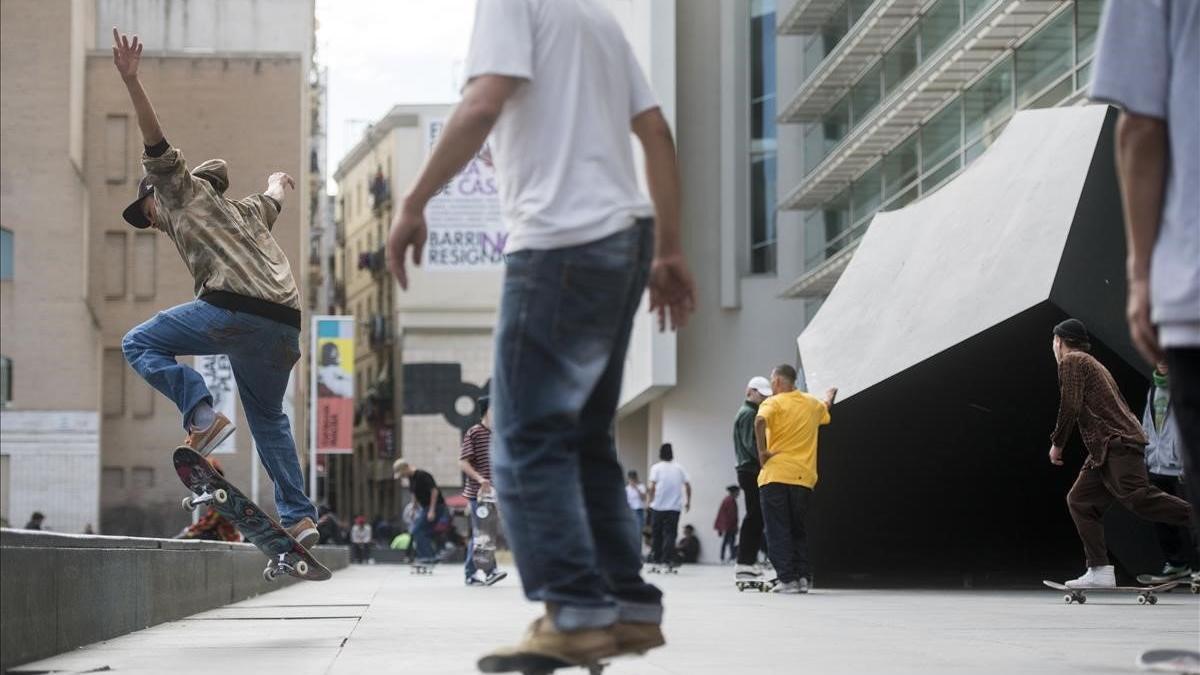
[736,577,777,592]
[173,446,330,582]
[472,489,507,584]
[478,653,609,675]
[1136,648,1200,674]
[646,564,678,575]
[1041,579,1179,605]
[1136,573,1200,594]
[411,561,437,575]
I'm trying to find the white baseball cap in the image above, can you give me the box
[747,376,773,397]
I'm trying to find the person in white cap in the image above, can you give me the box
[733,376,774,582]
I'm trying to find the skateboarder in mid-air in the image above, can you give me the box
[111,28,319,547]
[1046,319,1190,588]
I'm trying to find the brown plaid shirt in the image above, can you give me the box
[1051,352,1147,466]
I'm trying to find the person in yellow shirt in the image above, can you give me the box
[754,364,837,594]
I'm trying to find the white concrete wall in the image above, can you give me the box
[95,0,312,54]
[0,411,100,533]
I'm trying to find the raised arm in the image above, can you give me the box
[633,109,696,332]
[264,172,295,204]
[387,74,519,289]
[112,28,164,146]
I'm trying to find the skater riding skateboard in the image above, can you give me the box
[175,446,330,581]
[1041,579,1179,605]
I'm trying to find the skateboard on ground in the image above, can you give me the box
[1136,573,1200,594]
[736,577,778,592]
[1041,579,1179,605]
[478,653,609,675]
[646,563,678,575]
[472,489,506,584]
[173,446,331,582]
[1136,648,1200,674]
[411,561,437,575]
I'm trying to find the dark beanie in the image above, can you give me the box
[1053,318,1090,346]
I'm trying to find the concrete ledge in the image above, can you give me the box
[0,529,349,672]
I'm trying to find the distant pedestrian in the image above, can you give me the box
[393,459,449,565]
[675,525,700,564]
[756,364,836,594]
[648,443,691,571]
[350,516,373,564]
[714,485,740,563]
[734,376,773,582]
[1046,319,1190,589]
[1140,362,1196,582]
[626,470,648,544]
[24,512,44,531]
[1090,0,1200,598]
[460,395,507,586]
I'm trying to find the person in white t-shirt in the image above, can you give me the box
[625,469,648,538]
[647,443,691,571]
[386,0,696,669]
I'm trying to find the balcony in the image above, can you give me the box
[778,0,852,34]
[779,0,924,123]
[781,0,1066,211]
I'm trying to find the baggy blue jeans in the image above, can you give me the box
[121,300,317,526]
[491,220,663,631]
[411,503,450,562]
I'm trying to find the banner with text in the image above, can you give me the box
[424,118,506,269]
[194,355,237,454]
[314,316,355,454]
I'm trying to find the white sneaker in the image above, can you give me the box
[772,580,802,594]
[1064,565,1116,589]
[735,564,762,580]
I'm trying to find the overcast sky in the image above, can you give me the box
[316,0,476,185]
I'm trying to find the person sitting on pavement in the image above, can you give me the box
[24,511,45,531]
[350,515,373,564]
[1140,361,1197,583]
[393,459,450,565]
[675,525,700,564]
[1046,319,1190,589]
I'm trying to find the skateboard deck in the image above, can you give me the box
[473,490,501,576]
[646,564,678,575]
[736,577,777,592]
[173,446,331,582]
[1137,573,1200,593]
[478,652,608,675]
[1136,648,1200,674]
[411,561,437,575]
[1042,579,1178,605]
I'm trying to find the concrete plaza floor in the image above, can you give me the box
[11,563,1198,674]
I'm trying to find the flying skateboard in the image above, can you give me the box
[472,489,508,585]
[1042,579,1179,605]
[173,446,330,582]
[1136,648,1200,674]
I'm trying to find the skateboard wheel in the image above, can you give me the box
[181,496,195,511]
[213,488,229,504]
[263,567,277,582]
[1148,595,1158,605]
[295,560,309,576]
[1076,595,1085,604]
[1062,594,1072,604]
[1137,595,1147,605]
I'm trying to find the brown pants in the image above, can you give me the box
[1067,444,1191,567]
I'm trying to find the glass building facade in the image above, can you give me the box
[792,0,1103,281]
[751,0,778,274]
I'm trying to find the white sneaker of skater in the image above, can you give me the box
[735,564,762,580]
[772,580,803,594]
[1064,565,1116,589]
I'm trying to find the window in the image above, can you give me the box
[964,57,1014,152]
[0,355,12,407]
[884,27,918,95]
[749,0,778,275]
[882,134,919,203]
[850,63,882,126]
[0,227,12,280]
[104,232,127,299]
[132,232,156,299]
[1015,10,1073,107]
[850,164,882,225]
[920,0,961,60]
[102,348,126,416]
[131,467,154,489]
[102,467,126,492]
[921,100,962,191]
[105,114,129,184]
[1075,0,1103,65]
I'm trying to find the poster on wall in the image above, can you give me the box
[423,118,506,269]
[194,355,237,454]
[313,316,355,454]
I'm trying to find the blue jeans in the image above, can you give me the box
[465,497,478,579]
[121,300,316,526]
[491,220,663,631]
[411,503,450,561]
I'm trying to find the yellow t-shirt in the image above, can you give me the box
[756,390,830,488]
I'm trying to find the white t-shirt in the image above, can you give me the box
[625,483,646,511]
[648,461,689,512]
[463,0,658,253]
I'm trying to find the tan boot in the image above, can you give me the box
[286,517,319,549]
[184,412,235,456]
[477,616,618,673]
[612,622,665,656]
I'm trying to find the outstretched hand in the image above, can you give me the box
[111,27,142,81]
[648,253,697,332]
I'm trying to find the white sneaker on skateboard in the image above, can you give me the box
[1064,565,1116,589]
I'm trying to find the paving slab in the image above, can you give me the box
[13,564,1198,674]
